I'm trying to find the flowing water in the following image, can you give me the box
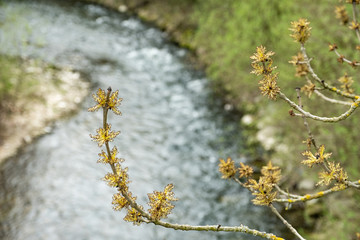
[0,1,284,239]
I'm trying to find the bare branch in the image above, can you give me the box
[279,92,360,122]
[314,90,353,106]
[269,204,306,240]
[296,88,317,149]
[275,184,302,199]
[333,48,360,66]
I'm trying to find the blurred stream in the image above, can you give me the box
[0,1,284,239]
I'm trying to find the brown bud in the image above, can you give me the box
[337,55,345,63]
[328,43,337,51]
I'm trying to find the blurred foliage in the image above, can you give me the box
[192,0,299,102]
[0,56,41,102]
[0,55,17,99]
[190,0,360,184]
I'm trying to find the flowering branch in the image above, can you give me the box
[300,44,359,100]
[89,87,285,240]
[246,14,360,239]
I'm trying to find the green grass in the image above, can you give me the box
[0,55,18,99]
[0,56,43,102]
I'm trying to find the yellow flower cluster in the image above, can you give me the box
[103,164,130,190]
[301,80,316,97]
[124,207,144,226]
[98,146,124,164]
[218,158,255,180]
[250,46,280,100]
[247,177,277,206]
[349,21,360,30]
[218,157,237,179]
[289,18,311,44]
[302,144,348,189]
[245,161,281,206]
[302,145,332,168]
[88,88,122,115]
[289,52,309,77]
[147,184,178,221]
[239,162,254,178]
[219,158,281,206]
[317,162,348,189]
[112,192,136,211]
[335,6,349,25]
[90,123,120,147]
[338,73,354,94]
[261,161,282,185]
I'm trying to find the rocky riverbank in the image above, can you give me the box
[0,57,89,164]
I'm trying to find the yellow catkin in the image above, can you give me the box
[332,87,337,91]
[355,96,360,99]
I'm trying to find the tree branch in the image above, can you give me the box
[279,92,360,122]
[269,204,306,240]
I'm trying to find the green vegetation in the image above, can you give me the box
[0,55,17,99]
[192,2,360,239]
[0,56,41,101]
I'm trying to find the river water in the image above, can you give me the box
[0,1,284,239]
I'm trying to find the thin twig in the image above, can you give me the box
[348,180,360,190]
[275,184,301,199]
[279,92,360,122]
[273,186,347,203]
[269,204,306,240]
[351,2,360,43]
[314,90,353,106]
[333,48,360,66]
[295,88,317,149]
